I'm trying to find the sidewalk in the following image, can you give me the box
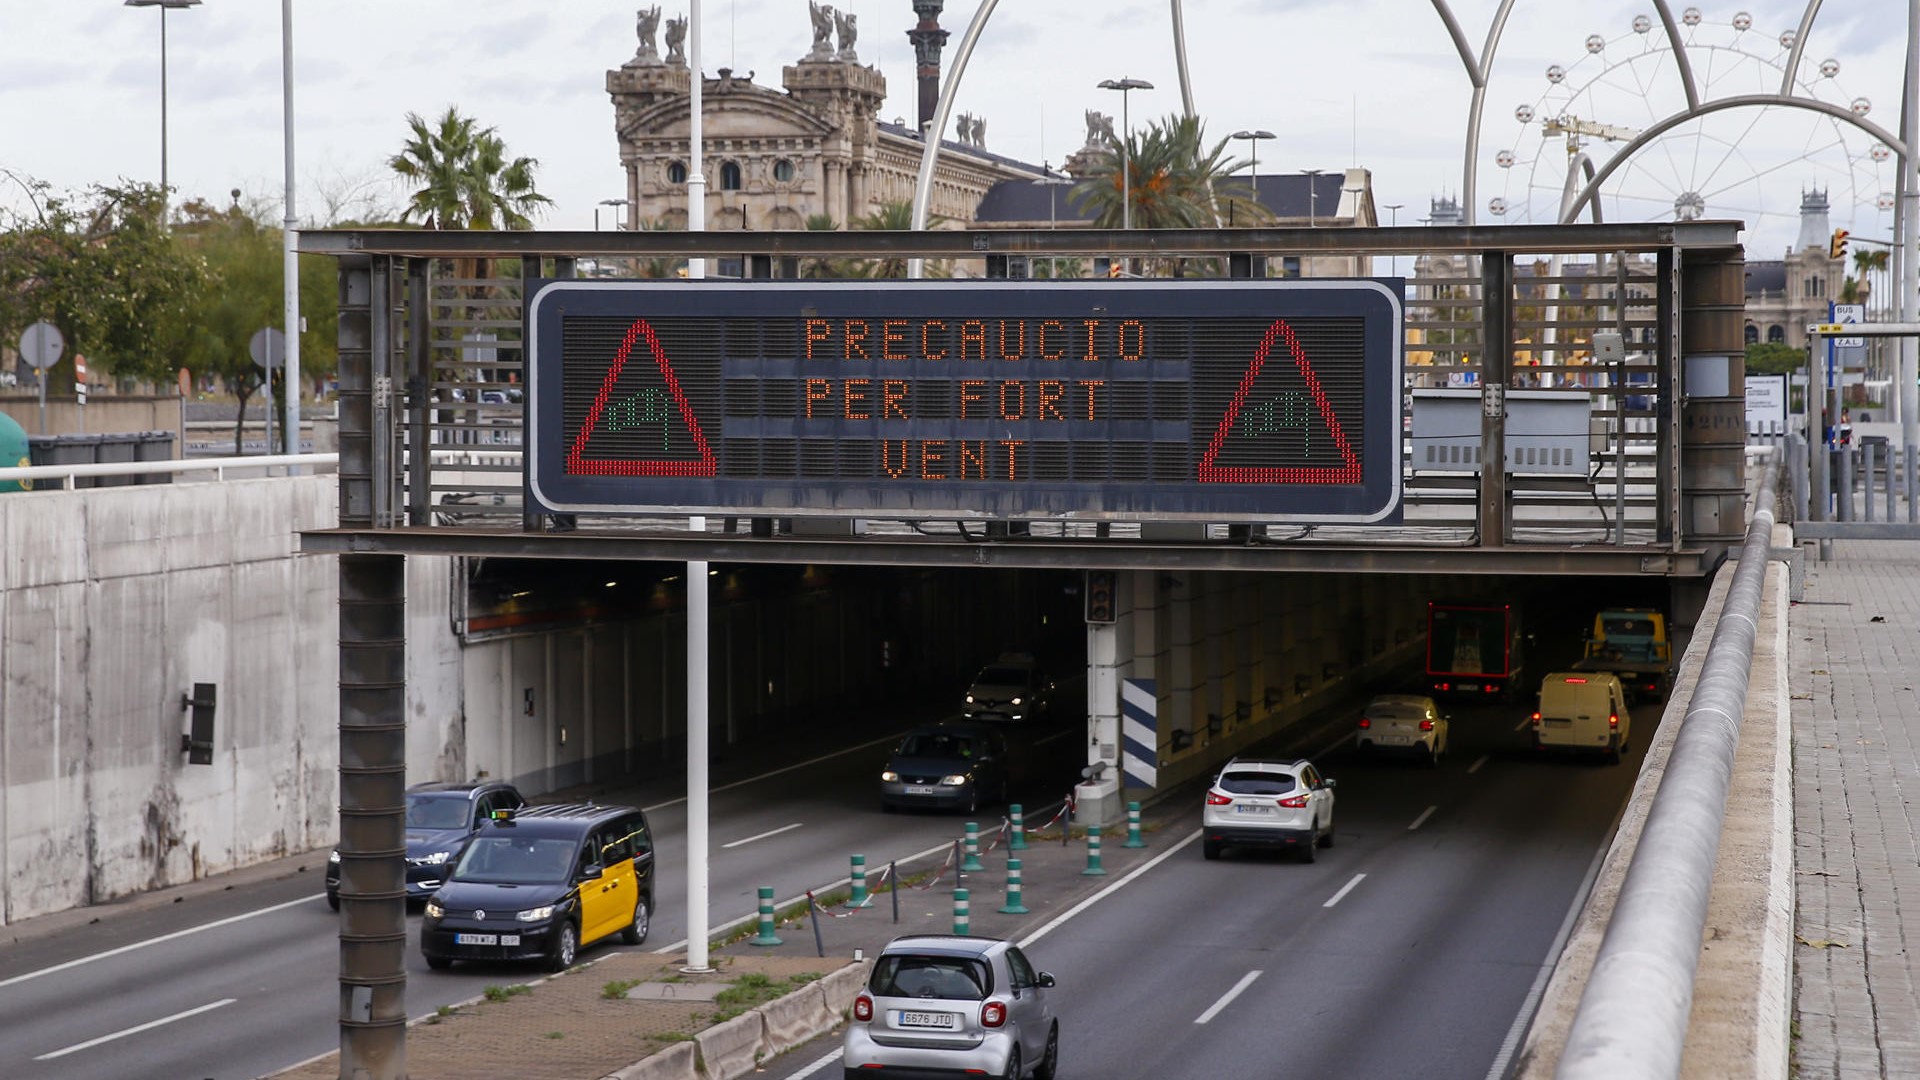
[271,802,1190,1080]
[1791,540,1920,1078]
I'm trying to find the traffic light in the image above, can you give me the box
[1085,569,1117,624]
[1830,228,1850,260]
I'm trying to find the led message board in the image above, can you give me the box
[527,281,1402,522]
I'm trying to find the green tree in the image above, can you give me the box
[1068,115,1249,276]
[173,198,283,450]
[632,217,687,280]
[849,201,949,279]
[388,107,553,230]
[1745,341,1804,375]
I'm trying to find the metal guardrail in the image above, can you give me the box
[0,452,340,490]
[1556,448,1780,1078]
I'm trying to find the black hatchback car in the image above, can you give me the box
[880,722,1011,814]
[326,780,525,910]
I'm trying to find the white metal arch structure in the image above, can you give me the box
[907,0,1204,278]
[1430,0,1517,227]
[1560,94,1907,224]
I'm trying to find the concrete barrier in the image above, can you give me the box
[758,982,834,1055]
[602,1039,695,1080]
[816,960,873,1014]
[694,1010,768,1080]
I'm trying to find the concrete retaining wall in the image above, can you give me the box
[0,476,462,924]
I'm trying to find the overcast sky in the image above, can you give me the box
[0,1,1909,258]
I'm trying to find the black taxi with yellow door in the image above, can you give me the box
[421,803,655,972]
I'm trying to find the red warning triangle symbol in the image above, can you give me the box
[1196,318,1361,484]
[566,318,717,477]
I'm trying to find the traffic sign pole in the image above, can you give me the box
[19,321,65,436]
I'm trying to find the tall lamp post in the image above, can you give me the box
[1230,130,1274,208]
[1040,166,1073,278]
[1302,168,1324,228]
[1383,202,1404,280]
[596,197,631,231]
[125,0,200,223]
[1097,77,1153,232]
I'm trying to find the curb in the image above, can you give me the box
[602,959,868,1080]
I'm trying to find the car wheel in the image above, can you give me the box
[326,891,340,912]
[1319,819,1335,848]
[425,954,453,971]
[1034,1022,1060,1080]
[1002,1043,1022,1080]
[548,922,578,972]
[1203,840,1222,861]
[622,895,651,946]
[1300,824,1319,863]
[1427,745,1441,769]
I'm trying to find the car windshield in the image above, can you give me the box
[406,794,471,830]
[1603,618,1652,637]
[899,733,975,760]
[1218,770,1297,796]
[450,836,577,884]
[872,956,993,1000]
[975,666,1029,686]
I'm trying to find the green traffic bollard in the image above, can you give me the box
[961,821,985,871]
[998,858,1030,915]
[1082,824,1107,876]
[1123,801,1146,848]
[1008,804,1027,850]
[750,885,783,946]
[847,853,872,908]
[953,887,971,936]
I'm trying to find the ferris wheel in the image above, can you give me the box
[1486,7,1894,251]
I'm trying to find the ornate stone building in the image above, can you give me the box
[1743,188,1849,349]
[606,4,1045,234]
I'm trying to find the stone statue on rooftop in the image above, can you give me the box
[835,9,859,62]
[956,112,973,144]
[1085,110,1115,148]
[631,6,662,65]
[971,116,985,147]
[664,15,687,66]
[807,2,835,60]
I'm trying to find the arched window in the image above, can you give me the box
[667,161,687,184]
[720,161,743,191]
[1806,275,1823,297]
[1768,324,1786,343]
[773,159,795,183]
[1745,322,1759,344]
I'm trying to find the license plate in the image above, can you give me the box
[904,785,938,795]
[1234,804,1273,815]
[1458,683,1479,692]
[455,933,498,946]
[1379,735,1408,745]
[896,1010,957,1029]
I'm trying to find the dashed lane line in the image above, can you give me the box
[35,998,236,1060]
[1323,873,1368,908]
[1408,805,1438,831]
[1194,970,1264,1025]
[721,823,803,849]
[1468,754,1490,774]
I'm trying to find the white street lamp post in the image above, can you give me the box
[596,197,630,231]
[1230,130,1274,208]
[1098,77,1153,233]
[1040,167,1073,279]
[125,0,200,223]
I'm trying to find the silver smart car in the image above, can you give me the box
[843,934,1060,1079]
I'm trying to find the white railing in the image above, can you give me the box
[0,453,340,491]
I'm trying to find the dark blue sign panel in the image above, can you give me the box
[527,280,1403,522]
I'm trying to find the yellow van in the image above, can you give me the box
[1531,671,1631,764]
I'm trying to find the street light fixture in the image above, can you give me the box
[1383,202,1405,279]
[1039,165,1075,279]
[1230,130,1274,208]
[597,197,631,231]
[1301,168,1324,228]
[125,0,200,224]
[1097,77,1153,233]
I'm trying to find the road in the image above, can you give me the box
[0,709,1079,1080]
[758,694,1662,1080]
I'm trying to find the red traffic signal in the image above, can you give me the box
[1830,228,1850,260]
[1085,569,1117,623]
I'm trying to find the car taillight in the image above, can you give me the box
[1205,791,1232,805]
[981,1001,1007,1028]
[1419,719,1435,731]
[1564,677,1588,684]
[1484,684,1498,693]
[1531,711,1542,725]
[853,994,873,1022]
[1438,682,1451,692]
[1278,795,1309,808]
[1609,713,1619,727]
[1358,716,1371,729]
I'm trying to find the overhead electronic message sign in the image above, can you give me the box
[527,281,1403,522]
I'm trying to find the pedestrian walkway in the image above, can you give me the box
[1791,540,1920,1079]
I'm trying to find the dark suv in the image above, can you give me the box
[326,780,525,910]
[421,803,655,972]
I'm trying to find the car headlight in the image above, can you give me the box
[425,900,444,918]
[881,770,899,782]
[1010,697,1023,706]
[940,774,968,786]
[517,905,556,922]
[418,850,452,865]
[965,694,976,704]
[328,849,341,864]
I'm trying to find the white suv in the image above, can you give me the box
[1202,758,1337,862]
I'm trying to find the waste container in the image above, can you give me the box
[0,412,28,493]
[135,431,176,485]
[38,434,102,489]
[94,433,141,487]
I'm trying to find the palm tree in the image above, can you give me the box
[801,213,859,279]
[632,217,687,280]
[1068,115,1257,276]
[388,107,553,230]
[850,201,949,279]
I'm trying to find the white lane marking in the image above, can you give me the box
[1312,730,1357,762]
[649,836,961,954]
[1468,754,1490,775]
[641,731,906,813]
[1322,873,1367,908]
[721,822,803,849]
[787,1046,845,1077]
[35,997,236,1060]
[1193,969,1264,1025]
[1512,717,1532,732]
[1020,828,1200,948]
[1483,825,1615,1080]
[0,894,322,990]
[1408,805,1438,831]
